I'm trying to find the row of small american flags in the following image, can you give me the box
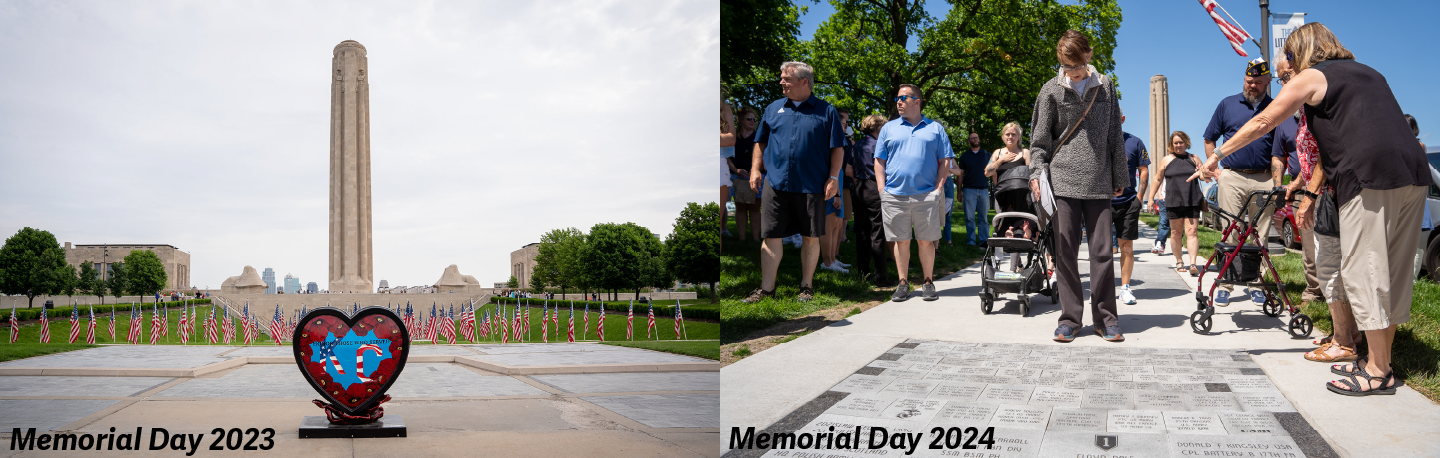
[8,299,689,344]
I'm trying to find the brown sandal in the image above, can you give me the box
[1304,342,1358,363]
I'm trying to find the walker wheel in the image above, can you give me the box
[1262,294,1284,318]
[1049,281,1058,304]
[1020,296,1031,317]
[1190,310,1213,334]
[1288,314,1314,338]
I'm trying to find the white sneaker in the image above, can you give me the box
[835,260,851,268]
[822,262,849,273]
[1119,286,1137,305]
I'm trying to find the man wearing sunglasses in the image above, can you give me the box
[742,61,846,304]
[876,84,954,301]
[1202,58,1286,306]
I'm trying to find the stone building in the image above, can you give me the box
[509,243,539,288]
[262,267,277,294]
[63,242,191,290]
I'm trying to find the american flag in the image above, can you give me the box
[222,306,234,344]
[427,303,439,342]
[459,304,475,342]
[439,303,456,345]
[108,306,116,342]
[68,305,80,344]
[39,305,51,343]
[674,300,685,340]
[242,303,255,345]
[500,306,509,344]
[403,302,414,337]
[126,304,141,344]
[646,303,656,340]
[178,306,190,344]
[541,302,548,343]
[161,306,169,337]
[478,309,488,339]
[551,303,559,341]
[522,306,530,341]
[268,305,282,346]
[149,304,163,345]
[598,303,605,342]
[205,307,219,344]
[627,300,634,340]
[567,303,575,343]
[1199,0,1253,57]
[583,303,590,341]
[512,305,522,342]
[85,305,97,345]
[7,305,17,343]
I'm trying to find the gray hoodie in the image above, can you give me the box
[1027,66,1127,200]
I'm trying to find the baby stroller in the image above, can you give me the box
[1190,189,1313,338]
[978,163,1056,316]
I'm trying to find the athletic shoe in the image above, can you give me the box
[721,230,733,238]
[741,288,774,304]
[891,282,912,302]
[921,282,938,301]
[1054,325,1076,343]
[821,262,849,273]
[1214,290,1230,307]
[1248,289,1267,304]
[797,286,815,303]
[1096,325,1125,342]
[1119,286,1137,305]
[835,260,852,268]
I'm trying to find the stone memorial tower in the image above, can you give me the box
[329,40,374,294]
[1149,75,1170,179]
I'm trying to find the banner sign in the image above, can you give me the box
[1271,13,1306,64]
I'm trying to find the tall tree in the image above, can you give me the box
[106,262,128,303]
[722,0,807,108]
[665,202,721,303]
[797,0,1121,146]
[532,228,586,297]
[59,264,77,305]
[78,260,104,305]
[0,227,69,308]
[582,223,664,301]
[123,250,167,303]
[506,276,519,289]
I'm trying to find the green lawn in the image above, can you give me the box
[600,340,719,360]
[1140,213,1440,402]
[4,304,276,345]
[720,207,990,343]
[0,343,98,363]
[467,302,718,343]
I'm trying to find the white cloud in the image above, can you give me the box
[0,0,718,289]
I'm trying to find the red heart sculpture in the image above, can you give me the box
[292,307,409,417]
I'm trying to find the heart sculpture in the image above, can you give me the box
[292,307,409,423]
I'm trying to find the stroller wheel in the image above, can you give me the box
[1287,314,1314,338]
[1190,310,1213,334]
[981,297,994,315]
[1048,281,1058,304]
[1020,296,1031,317]
[1262,293,1283,318]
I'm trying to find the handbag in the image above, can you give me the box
[1035,85,1100,219]
[1314,188,1340,237]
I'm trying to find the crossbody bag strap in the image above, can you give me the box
[1053,85,1100,161]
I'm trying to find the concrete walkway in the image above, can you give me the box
[721,223,1440,457]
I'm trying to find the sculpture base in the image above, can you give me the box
[298,415,406,438]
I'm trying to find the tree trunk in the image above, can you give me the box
[709,282,717,304]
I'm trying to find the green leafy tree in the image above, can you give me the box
[532,228,586,297]
[506,276,519,289]
[123,250,167,303]
[796,0,1121,147]
[78,260,105,305]
[582,222,665,301]
[0,227,69,308]
[59,264,77,304]
[106,262,128,303]
[665,202,721,303]
[722,0,806,108]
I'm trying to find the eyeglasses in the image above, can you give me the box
[743,117,758,121]
[1059,64,1085,72]
[894,95,921,102]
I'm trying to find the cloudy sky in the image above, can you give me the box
[0,1,718,289]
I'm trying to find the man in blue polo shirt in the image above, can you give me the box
[1113,110,1149,305]
[741,61,845,304]
[876,84,954,302]
[1203,58,1286,305]
[954,132,991,246]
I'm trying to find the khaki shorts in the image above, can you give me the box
[1339,186,1425,331]
[1311,231,1347,304]
[881,189,943,241]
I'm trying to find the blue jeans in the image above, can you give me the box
[944,208,953,242]
[1155,199,1170,247]
[962,188,990,244]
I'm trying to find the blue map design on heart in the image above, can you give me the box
[309,329,393,390]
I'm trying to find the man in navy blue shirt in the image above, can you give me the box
[954,132,991,246]
[1202,59,1286,305]
[1112,111,1149,305]
[742,61,845,304]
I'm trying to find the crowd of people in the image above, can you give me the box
[722,23,1432,397]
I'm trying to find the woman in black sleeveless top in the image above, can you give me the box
[1190,23,1431,397]
[1146,131,1208,276]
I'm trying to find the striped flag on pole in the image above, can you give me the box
[512,306,522,342]
[127,304,142,344]
[627,301,634,341]
[86,305,97,344]
[7,305,17,343]
[268,305,282,345]
[500,307,509,344]
[178,306,190,345]
[108,306,116,342]
[541,301,549,343]
[646,302,656,340]
[551,303,559,341]
[1199,0,1254,57]
[242,303,255,345]
[69,305,81,344]
[598,304,605,342]
[582,303,589,341]
[522,306,530,342]
[567,303,575,343]
[150,304,163,345]
[205,307,219,344]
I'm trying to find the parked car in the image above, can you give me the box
[1202,182,1222,229]
[1273,201,1302,249]
[1418,148,1440,280]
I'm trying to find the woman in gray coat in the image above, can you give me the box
[1027,30,1128,343]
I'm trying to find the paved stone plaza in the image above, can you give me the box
[742,340,1330,458]
[0,343,718,457]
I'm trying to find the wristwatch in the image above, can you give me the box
[1295,189,1319,199]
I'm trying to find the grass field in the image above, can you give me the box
[720,208,991,343]
[0,343,98,363]
[1140,213,1440,402]
[600,340,719,360]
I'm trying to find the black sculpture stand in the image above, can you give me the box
[298,415,406,438]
